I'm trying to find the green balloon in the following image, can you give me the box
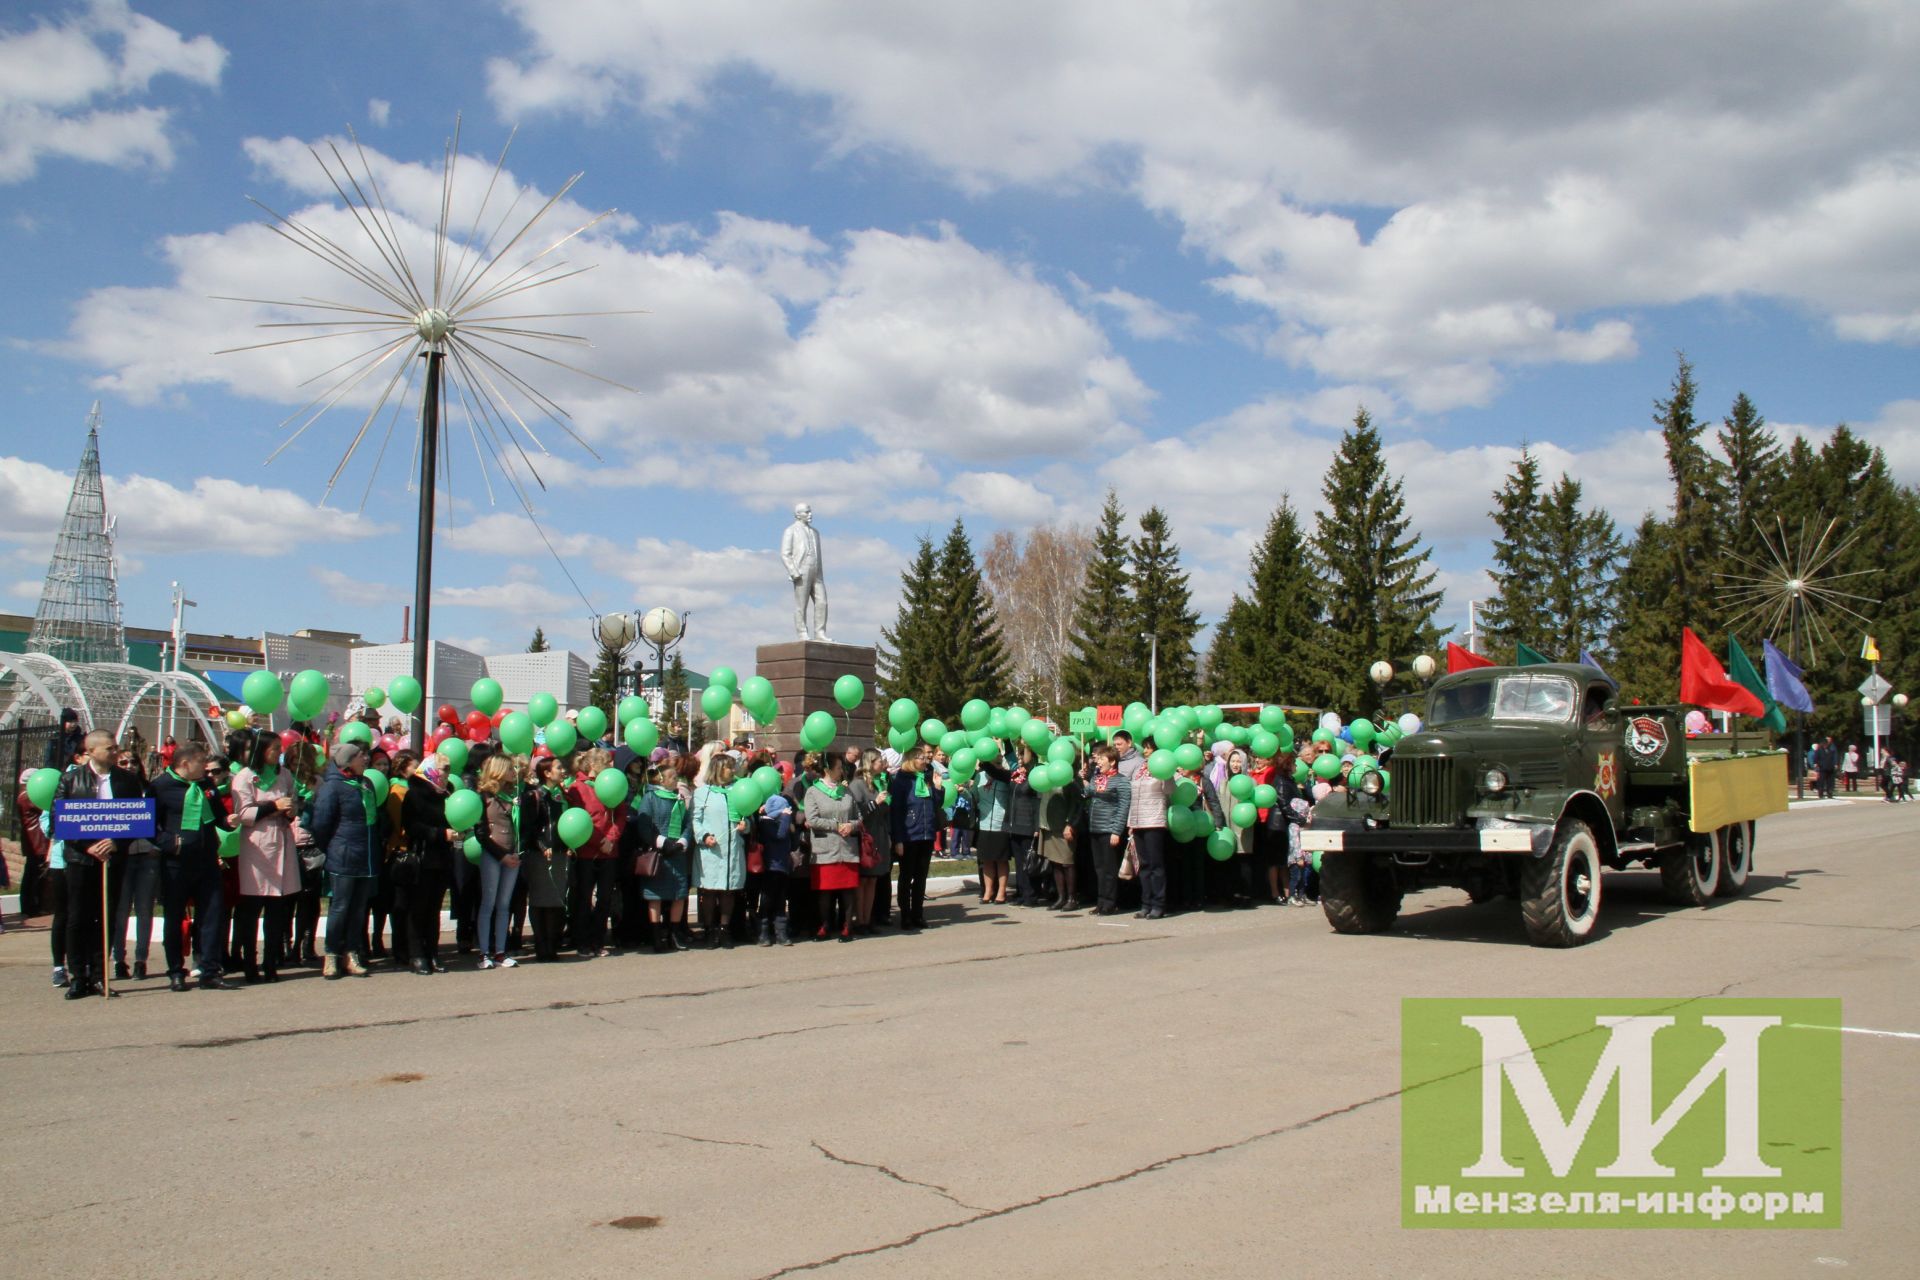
[594,768,630,808]
[463,835,483,865]
[709,666,738,691]
[966,726,994,748]
[362,685,385,711]
[1147,749,1177,780]
[1312,850,1323,874]
[1349,718,1376,746]
[943,781,958,808]
[449,774,465,792]
[960,698,990,731]
[1355,754,1379,773]
[26,767,60,810]
[242,670,284,714]
[556,807,593,850]
[1228,773,1255,801]
[1122,702,1151,735]
[617,695,646,726]
[1196,704,1223,731]
[919,717,945,746]
[624,718,660,756]
[1258,705,1286,732]
[500,711,535,755]
[950,747,978,780]
[387,676,422,714]
[1231,800,1258,829]
[289,669,330,718]
[700,684,733,722]
[445,789,483,831]
[1046,737,1078,767]
[1207,829,1237,861]
[365,768,390,805]
[470,678,503,717]
[1005,706,1031,733]
[728,778,762,820]
[1311,727,1336,745]
[1153,720,1184,752]
[1221,724,1248,747]
[752,766,782,796]
[1295,759,1311,785]
[939,729,969,757]
[544,721,577,757]
[888,698,919,731]
[527,692,558,726]
[740,676,777,720]
[576,706,609,742]
[1312,754,1342,780]
[1171,706,1198,736]
[1380,769,1391,794]
[1249,729,1281,759]
[1277,723,1295,752]
[888,726,919,753]
[834,673,864,711]
[1026,762,1056,792]
[1020,719,1052,753]
[1173,778,1198,808]
[1254,784,1278,809]
[340,721,374,748]
[1173,742,1203,772]
[439,737,469,772]
[802,710,837,751]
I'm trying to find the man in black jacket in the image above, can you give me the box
[150,742,236,991]
[53,729,145,999]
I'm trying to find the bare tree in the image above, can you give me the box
[983,522,1093,713]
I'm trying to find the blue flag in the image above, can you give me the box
[1762,639,1814,714]
[1578,649,1616,686]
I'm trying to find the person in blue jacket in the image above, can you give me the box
[888,744,944,930]
[307,740,378,979]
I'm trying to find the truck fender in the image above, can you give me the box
[1554,791,1619,864]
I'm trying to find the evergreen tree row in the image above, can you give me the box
[877,518,1012,722]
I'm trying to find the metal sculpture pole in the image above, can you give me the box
[412,346,443,753]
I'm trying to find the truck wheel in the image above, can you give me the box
[1713,822,1751,897]
[1521,819,1603,947]
[1659,833,1721,906]
[1320,855,1400,934]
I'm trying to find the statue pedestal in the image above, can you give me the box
[755,640,877,760]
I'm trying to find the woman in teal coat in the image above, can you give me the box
[691,753,749,948]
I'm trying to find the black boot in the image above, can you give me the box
[114,960,130,981]
[672,923,693,951]
[775,918,793,946]
[651,924,673,954]
[66,977,90,1000]
[757,921,774,947]
[168,972,190,993]
[704,926,722,950]
[132,961,147,980]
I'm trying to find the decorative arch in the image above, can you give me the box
[13,652,92,727]
[101,666,224,748]
[0,652,68,729]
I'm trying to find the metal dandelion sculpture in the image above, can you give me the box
[221,116,634,743]
[1714,514,1878,668]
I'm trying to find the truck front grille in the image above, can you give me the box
[1394,757,1467,827]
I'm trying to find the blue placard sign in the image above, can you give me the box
[53,798,158,841]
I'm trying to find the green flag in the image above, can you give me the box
[1726,634,1787,734]
[1515,641,1552,666]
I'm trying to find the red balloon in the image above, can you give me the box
[437,704,460,725]
[532,745,552,759]
[465,710,490,732]
[466,726,487,742]
[490,710,506,726]
[430,726,453,747]
[378,734,399,753]
[279,730,302,750]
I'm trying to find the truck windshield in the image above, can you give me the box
[1429,674,1578,726]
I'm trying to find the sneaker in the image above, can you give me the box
[478,956,495,970]
[52,965,67,988]
[322,955,341,979]
[495,955,517,968]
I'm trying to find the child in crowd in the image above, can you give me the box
[1286,796,1313,906]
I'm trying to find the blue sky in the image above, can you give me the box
[2,0,1917,677]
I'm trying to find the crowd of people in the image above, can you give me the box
[1803,736,1911,801]
[8,706,1367,1000]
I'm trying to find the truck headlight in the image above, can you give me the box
[1481,767,1509,794]
[1361,770,1384,795]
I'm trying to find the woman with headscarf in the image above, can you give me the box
[632,755,695,952]
[400,753,456,974]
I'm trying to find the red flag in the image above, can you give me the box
[1446,642,1496,674]
[1679,627,1764,717]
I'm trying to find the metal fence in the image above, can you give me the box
[2,721,62,842]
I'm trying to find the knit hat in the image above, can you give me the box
[330,741,367,768]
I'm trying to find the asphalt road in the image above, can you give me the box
[3,798,1914,1278]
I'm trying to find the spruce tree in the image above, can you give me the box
[1311,408,1444,716]
[1060,489,1143,704]
[1481,448,1549,661]
[527,626,550,653]
[587,638,625,716]
[877,536,942,711]
[1535,473,1624,661]
[1129,506,1200,707]
[663,652,689,740]
[1610,515,1676,701]
[931,518,1010,716]
[1205,499,1323,703]
[1717,392,1783,576]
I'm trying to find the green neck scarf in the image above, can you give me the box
[167,769,208,831]
[653,786,685,838]
[811,779,846,801]
[257,764,279,791]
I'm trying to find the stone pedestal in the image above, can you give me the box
[755,640,877,760]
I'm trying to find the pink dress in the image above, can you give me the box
[232,767,306,897]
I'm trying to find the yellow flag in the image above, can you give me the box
[1861,634,1880,662]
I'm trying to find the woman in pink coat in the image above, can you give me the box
[230,731,306,982]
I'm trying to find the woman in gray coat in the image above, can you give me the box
[803,753,861,942]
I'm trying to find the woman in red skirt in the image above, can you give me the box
[803,753,861,941]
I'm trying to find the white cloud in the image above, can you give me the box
[948,471,1056,524]
[0,0,224,182]
[488,0,1920,401]
[1079,282,1196,342]
[367,98,390,127]
[0,453,386,559]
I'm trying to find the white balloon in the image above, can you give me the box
[1319,711,1342,733]
[1398,713,1422,734]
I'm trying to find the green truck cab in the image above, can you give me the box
[1301,663,1787,947]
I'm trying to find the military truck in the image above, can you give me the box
[1300,663,1788,947]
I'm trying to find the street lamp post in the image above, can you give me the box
[639,607,689,737]
[1141,632,1159,714]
